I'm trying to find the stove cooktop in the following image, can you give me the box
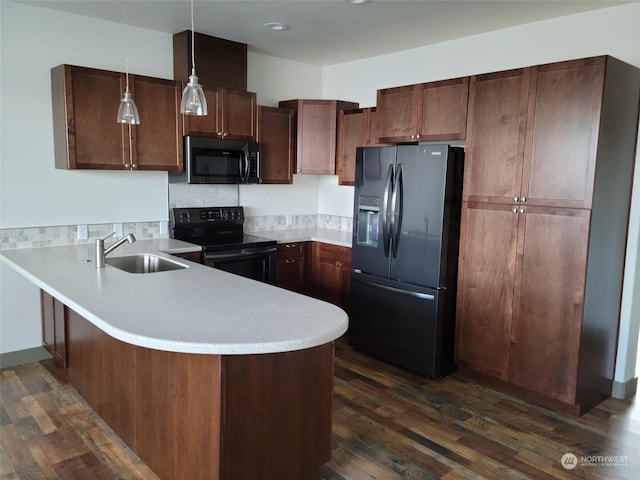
[171,206,276,252]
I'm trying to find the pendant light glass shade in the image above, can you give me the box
[117,86,140,124]
[181,70,207,115]
[180,0,207,116]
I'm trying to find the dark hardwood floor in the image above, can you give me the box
[2,339,639,479]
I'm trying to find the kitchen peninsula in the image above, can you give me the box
[0,239,348,480]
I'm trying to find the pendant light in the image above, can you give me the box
[180,0,208,116]
[117,3,140,124]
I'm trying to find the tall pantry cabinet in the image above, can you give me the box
[455,56,640,415]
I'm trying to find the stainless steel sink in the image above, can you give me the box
[105,254,187,274]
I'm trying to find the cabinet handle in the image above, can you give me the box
[125,163,130,168]
[520,196,527,202]
[285,243,297,248]
[132,164,138,169]
[513,196,519,202]
[519,208,525,214]
[285,259,297,264]
[512,208,518,214]
[336,261,342,268]
[223,132,229,138]
[217,132,223,138]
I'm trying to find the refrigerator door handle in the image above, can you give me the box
[382,163,394,257]
[359,279,435,301]
[390,163,403,257]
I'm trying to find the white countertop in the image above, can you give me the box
[0,239,348,355]
[251,228,352,247]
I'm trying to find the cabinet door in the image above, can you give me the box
[455,202,519,381]
[258,106,295,184]
[522,58,605,209]
[376,84,421,143]
[222,89,257,140]
[277,243,308,293]
[289,100,339,175]
[419,77,469,141]
[509,207,590,403]
[311,243,352,308]
[336,109,368,186]
[463,69,530,203]
[183,87,222,136]
[52,65,126,169]
[131,76,182,171]
[40,290,67,367]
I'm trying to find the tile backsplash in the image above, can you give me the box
[0,215,352,251]
[0,222,167,251]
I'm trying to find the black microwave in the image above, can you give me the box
[178,136,261,184]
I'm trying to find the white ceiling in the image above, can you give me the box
[15,0,636,66]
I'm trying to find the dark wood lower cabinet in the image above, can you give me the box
[65,309,334,480]
[276,242,308,293]
[40,290,67,368]
[311,242,352,310]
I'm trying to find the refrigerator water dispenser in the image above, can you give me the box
[357,195,380,247]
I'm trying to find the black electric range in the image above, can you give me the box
[171,206,277,283]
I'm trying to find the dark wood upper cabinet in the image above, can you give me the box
[376,77,469,143]
[258,106,295,184]
[130,75,183,171]
[51,64,182,171]
[52,65,125,169]
[464,58,606,209]
[173,31,247,91]
[462,68,530,204]
[522,58,605,209]
[183,87,257,141]
[279,99,359,175]
[336,107,389,186]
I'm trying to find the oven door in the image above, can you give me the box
[204,246,277,284]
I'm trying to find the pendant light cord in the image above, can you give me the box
[190,0,196,74]
[124,3,130,91]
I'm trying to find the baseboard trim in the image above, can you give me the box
[612,377,638,400]
[0,346,51,369]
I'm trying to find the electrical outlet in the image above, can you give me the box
[113,223,124,237]
[160,221,169,235]
[77,224,88,240]
[286,214,293,226]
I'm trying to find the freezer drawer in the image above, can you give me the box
[348,272,455,378]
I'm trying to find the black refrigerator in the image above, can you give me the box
[349,144,464,378]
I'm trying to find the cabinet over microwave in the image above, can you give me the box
[174,136,261,184]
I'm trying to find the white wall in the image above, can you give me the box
[0,2,171,229]
[321,1,640,388]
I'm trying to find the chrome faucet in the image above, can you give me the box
[96,232,136,268]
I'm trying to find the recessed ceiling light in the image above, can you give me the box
[264,22,289,31]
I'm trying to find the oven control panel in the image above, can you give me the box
[173,206,245,225]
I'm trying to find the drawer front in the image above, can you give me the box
[317,243,351,265]
[277,242,306,258]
